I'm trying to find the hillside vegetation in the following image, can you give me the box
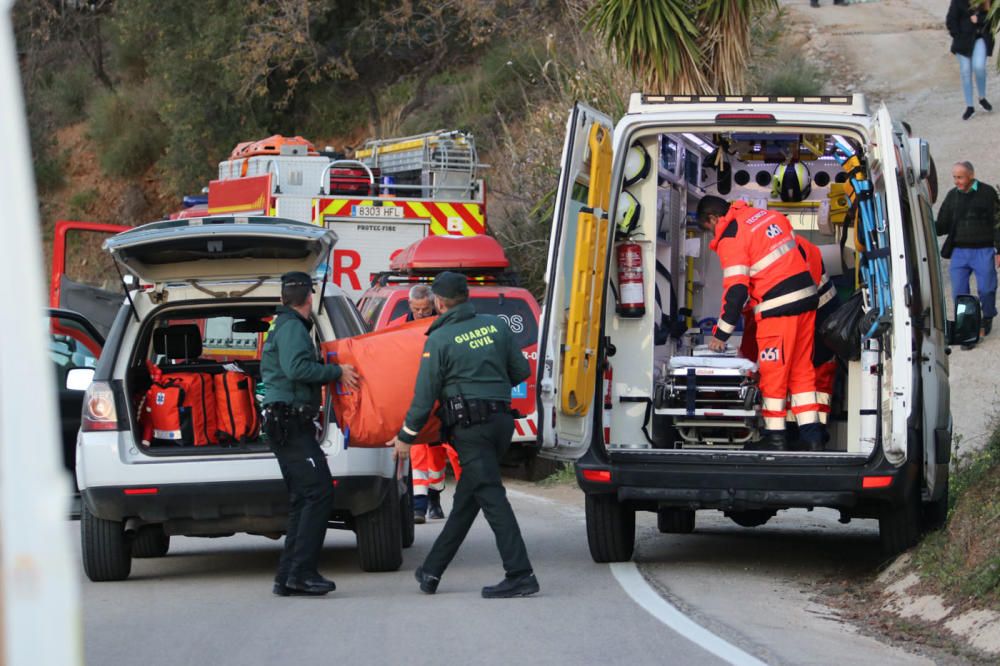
[16,0,813,297]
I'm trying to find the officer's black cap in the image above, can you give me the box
[281,271,315,292]
[431,271,468,299]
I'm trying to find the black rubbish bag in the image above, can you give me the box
[819,291,865,362]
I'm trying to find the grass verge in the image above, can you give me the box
[538,462,576,487]
[912,428,1000,610]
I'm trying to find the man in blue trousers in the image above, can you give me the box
[937,160,1000,348]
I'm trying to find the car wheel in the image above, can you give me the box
[132,525,170,558]
[81,503,131,582]
[878,479,921,556]
[356,479,403,572]
[724,509,776,528]
[658,508,696,533]
[400,471,415,549]
[585,493,635,563]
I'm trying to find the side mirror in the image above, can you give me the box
[948,294,982,346]
[908,137,930,181]
[66,367,95,391]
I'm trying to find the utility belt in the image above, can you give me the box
[439,396,514,431]
[262,402,319,447]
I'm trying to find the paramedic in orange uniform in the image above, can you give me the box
[393,284,462,522]
[739,235,840,447]
[697,196,822,451]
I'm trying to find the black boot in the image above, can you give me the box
[413,493,428,524]
[757,430,787,451]
[983,317,993,336]
[428,489,445,520]
[482,573,540,599]
[284,574,335,596]
[415,566,440,594]
[798,423,826,452]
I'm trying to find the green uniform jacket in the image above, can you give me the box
[398,301,530,444]
[261,305,342,409]
[935,181,1000,250]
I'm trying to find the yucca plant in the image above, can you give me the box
[585,0,778,95]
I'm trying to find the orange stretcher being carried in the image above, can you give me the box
[321,317,441,447]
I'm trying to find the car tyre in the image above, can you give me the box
[356,479,403,572]
[724,509,776,528]
[657,508,696,533]
[81,503,131,582]
[132,525,170,558]
[585,493,635,563]
[878,479,921,556]
[400,470,415,549]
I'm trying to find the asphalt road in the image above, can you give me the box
[78,483,927,666]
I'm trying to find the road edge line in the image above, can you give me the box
[610,561,768,666]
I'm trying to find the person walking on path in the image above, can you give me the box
[947,0,995,120]
[936,161,1000,345]
[387,272,538,598]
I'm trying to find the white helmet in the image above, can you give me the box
[624,141,651,186]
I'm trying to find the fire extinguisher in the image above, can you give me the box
[616,241,645,318]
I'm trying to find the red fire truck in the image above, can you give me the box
[185,131,489,301]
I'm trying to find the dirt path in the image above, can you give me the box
[783,0,1000,454]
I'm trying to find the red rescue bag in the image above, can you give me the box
[214,370,259,444]
[321,317,441,447]
[141,363,218,446]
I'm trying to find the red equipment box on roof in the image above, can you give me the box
[389,235,510,273]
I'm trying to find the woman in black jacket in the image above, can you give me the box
[947,0,995,120]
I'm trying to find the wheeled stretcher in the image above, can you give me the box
[653,353,761,448]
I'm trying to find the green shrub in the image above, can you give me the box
[754,62,826,97]
[42,66,95,126]
[28,121,65,192]
[68,188,99,217]
[33,150,65,192]
[87,88,168,177]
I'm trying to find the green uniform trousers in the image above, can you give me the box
[421,413,533,578]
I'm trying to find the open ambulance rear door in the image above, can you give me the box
[872,104,915,467]
[536,103,614,461]
[50,220,130,337]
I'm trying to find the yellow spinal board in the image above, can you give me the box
[561,124,612,416]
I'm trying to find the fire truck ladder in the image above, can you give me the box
[355,130,482,200]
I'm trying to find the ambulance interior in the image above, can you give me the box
[603,128,890,457]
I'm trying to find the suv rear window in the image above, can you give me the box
[323,294,366,338]
[389,295,537,349]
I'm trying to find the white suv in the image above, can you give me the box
[76,216,410,581]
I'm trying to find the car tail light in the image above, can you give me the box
[862,475,893,489]
[81,381,120,432]
[581,469,612,483]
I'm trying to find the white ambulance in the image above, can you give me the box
[537,95,980,558]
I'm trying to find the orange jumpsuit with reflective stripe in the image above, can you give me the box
[738,235,839,425]
[797,237,840,425]
[710,202,819,432]
[411,443,461,495]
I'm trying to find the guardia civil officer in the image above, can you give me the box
[386,272,538,598]
[262,271,359,597]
